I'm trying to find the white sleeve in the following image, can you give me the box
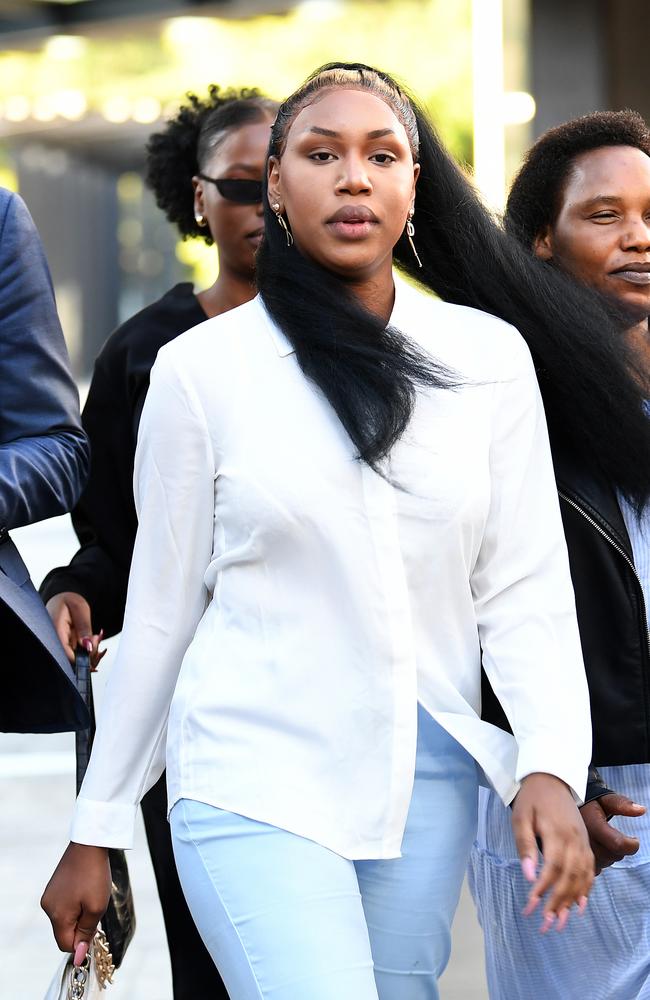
[70,345,216,847]
[471,336,591,803]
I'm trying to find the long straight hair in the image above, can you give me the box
[256,63,650,507]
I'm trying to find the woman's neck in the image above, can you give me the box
[197,267,256,319]
[625,317,650,371]
[344,264,396,324]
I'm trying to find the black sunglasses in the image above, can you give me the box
[198,174,263,205]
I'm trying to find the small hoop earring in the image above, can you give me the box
[406,214,422,268]
[195,213,207,228]
[275,210,294,247]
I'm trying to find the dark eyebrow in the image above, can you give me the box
[580,195,624,208]
[222,163,261,174]
[306,126,397,139]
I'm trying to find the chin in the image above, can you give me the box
[323,249,390,281]
[620,292,650,323]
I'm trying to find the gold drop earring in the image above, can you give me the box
[195,213,207,228]
[272,202,294,247]
[406,211,422,268]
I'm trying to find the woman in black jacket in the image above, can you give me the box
[471,110,650,1000]
[40,85,278,1000]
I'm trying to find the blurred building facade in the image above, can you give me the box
[531,0,650,136]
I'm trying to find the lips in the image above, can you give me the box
[327,205,379,224]
[610,262,650,285]
[246,227,264,246]
[326,205,379,241]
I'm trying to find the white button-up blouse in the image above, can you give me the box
[71,274,591,860]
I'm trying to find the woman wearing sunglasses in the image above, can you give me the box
[40,84,278,1000]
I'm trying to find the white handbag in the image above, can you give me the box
[44,928,116,998]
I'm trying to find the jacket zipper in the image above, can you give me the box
[559,489,650,752]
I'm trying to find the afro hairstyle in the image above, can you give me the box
[145,85,278,245]
[505,109,650,248]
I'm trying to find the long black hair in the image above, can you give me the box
[145,85,278,245]
[256,63,650,506]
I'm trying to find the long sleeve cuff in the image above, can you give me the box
[70,796,138,849]
[516,743,589,806]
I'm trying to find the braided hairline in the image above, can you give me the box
[270,64,420,161]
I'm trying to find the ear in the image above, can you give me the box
[533,225,553,262]
[192,175,205,218]
[267,155,282,211]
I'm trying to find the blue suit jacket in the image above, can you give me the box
[0,188,90,732]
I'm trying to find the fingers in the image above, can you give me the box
[45,595,76,664]
[41,843,111,959]
[599,793,646,819]
[593,821,640,860]
[45,593,98,665]
[80,629,106,671]
[69,600,93,646]
[512,811,540,893]
[72,902,103,960]
[530,830,594,924]
[40,891,80,953]
[582,797,641,865]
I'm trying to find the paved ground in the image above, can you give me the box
[0,516,488,999]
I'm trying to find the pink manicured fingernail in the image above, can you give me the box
[73,942,89,967]
[521,857,536,882]
[578,895,588,915]
[555,909,570,932]
[81,637,93,653]
[540,913,556,934]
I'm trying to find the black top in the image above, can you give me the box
[40,283,207,636]
[482,434,650,772]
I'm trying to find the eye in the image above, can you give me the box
[309,151,336,162]
[590,211,618,221]
[370,153,397,164]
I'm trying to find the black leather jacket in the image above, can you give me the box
[482,439,650,798]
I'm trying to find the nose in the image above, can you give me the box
[621,216,650,253]
[336,153,372,196]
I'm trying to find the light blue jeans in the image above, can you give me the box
[170,704,478,1000]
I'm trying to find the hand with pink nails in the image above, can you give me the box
[512,772,595,932]
[46,591,107,670]
[41,842,111,962]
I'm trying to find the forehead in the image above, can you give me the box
[287,88,409,144]
[563,145,650,204]
[205,119,272,169]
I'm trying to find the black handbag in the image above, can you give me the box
[75,647,136,971]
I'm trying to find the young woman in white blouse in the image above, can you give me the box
[42,63,650,999]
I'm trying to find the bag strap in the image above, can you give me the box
[68,952,92,998]
[74,647,96,796]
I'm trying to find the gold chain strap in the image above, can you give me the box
[67,928,116,997]
[93,928,116,988]
[67,955,90,999]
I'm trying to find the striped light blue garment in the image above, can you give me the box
[468,487,650,1000]
[469,771,650,1000]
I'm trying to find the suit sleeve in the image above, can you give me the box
[0,191,89,530]
[40,355,137,637]
[471,336,592,803]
